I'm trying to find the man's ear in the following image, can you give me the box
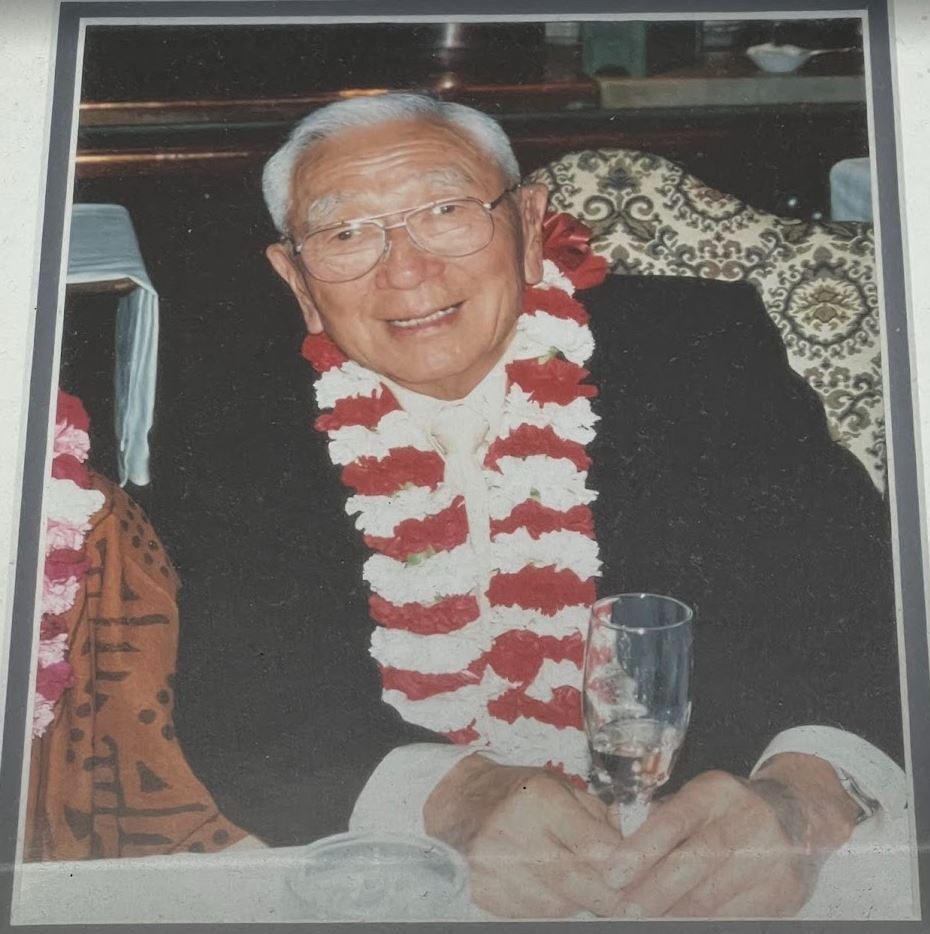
[518,183,550,286]
[265,242,325,334]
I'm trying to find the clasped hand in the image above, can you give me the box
[424,752,857,918]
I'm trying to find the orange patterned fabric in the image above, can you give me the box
[24,472,247,859]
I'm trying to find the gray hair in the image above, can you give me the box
[261,92,521,236]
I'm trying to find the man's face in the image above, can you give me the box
[266,119,549,400]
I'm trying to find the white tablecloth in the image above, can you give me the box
[830,157,873,222]
[67,203,159,487]
[11,811,916,923]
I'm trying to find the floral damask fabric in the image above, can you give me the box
[526,150,885,491]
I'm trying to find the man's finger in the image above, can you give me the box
[614,824,730,917]
[662,849,772,917]
[522,785,632,914]
[462,772,628,917]
[470,827,615,918]
[539,859,629,917]
[605,792,704,888]
[470,860,578,918]
[710,875,808,919]
[570,785,610,823]
[539,783,625,869]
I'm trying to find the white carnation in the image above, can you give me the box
[475,711,590,775]
[489,604,589,639]
[507,326,545,363]
[490,528,601,579]
[538,259,575,295]
[314,361,384,409]
[37,633,69,667]
[42,577,80,617]
[500,387,597,446]
[32,696,56,738]
[44,478,104,528]
[326,410,432,465]
[45,518,86,554]
[523,657,584,703]
[518,312,594,366]
[382,668,514,733]
[487,456,595,519]
[345,485,458,537]
[363,544,479,604]
[369,618,494,674]
[53,423,91,462]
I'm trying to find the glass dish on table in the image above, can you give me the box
[283,831,469,921]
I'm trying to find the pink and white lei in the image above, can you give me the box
[304,215,608,782]
[33,391,104,737]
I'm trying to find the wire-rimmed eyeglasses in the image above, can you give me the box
[282,184,519,283]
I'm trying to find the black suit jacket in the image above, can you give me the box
[178,274,902,846]
[584,276,900,785]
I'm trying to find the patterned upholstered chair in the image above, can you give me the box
[526,150,885,492]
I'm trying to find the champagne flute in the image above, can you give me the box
[583,593,693,835]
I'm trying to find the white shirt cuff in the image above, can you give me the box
[349,744,512,838]
[750,726,907,821]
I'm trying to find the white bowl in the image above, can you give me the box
[746,43,812,74]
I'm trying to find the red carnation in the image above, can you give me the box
[56,390,90,432]
[301,333,347,373]
[523,286,589,325]
[44,548,91,583]
[315,390,400,432]
[380,658,487,701]
[487,684,583,729]
[485,425,591,472]
[369,593,481,634]
[445,722,482,744]
[341,447,445,495]
[365,498,468,561]
[488,565,596,615]
[51,453,91,488]
[541,211,609,290]
[486,629,584,684]
[507,357,597,407]
[491,500,594,539]
[35,660,74,701]
[40,614,69,639]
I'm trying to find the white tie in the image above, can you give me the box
[429,404,493,601]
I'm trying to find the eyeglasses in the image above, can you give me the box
[283,184,519,283]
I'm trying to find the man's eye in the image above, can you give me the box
[433,202,460,216]
[334,228,360,242]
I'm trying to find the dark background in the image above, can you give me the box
[78,20,861,99]
[61,18,872,839]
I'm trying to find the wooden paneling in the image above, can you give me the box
[75,84,866,221]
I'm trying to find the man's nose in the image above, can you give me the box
[373,227,444,290]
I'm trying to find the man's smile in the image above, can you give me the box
[388,302,462,330]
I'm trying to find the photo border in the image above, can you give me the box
[2,1,927,930]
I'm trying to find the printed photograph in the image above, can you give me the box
[7,6,921,924]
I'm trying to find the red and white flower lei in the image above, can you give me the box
[304,215,608,781]
[33,391,103,737]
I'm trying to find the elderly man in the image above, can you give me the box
[253,92,903,918]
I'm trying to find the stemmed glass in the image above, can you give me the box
[583,593,693,835]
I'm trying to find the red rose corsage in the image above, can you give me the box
[541,211,609,290]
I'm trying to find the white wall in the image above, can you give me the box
[892,0,930,589]
[0,0,59,751]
